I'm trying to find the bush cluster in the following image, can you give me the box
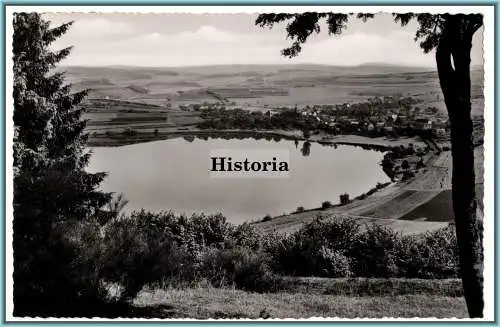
[97,211,279,301]
[90,212,459,302]
[355,182,391,201]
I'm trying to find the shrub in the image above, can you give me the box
[315,247,351,277]
[94,210,461,303]
[339,193,350,205]
[295,206,306,213]
[226,223,261,250]
[265,233,319,276]
[402,170,416,181]
[200,247,281,292]
[98,212,279,296]
[420,225,459,277]
[321,201,333,209]
[396,225,459,278]
[188,213,234,248]
[266,233,352,278]
[357,193,367,200]
[266,217,359,277]
[300,216,361,252]
[129,211,234,251]
[349,224,400,277]
[100,217,196,301]
[261,214,272,222]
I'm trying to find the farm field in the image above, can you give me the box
[402,190,453,222]
[68,64,483,116]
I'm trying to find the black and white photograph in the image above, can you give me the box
[6,6,495,320]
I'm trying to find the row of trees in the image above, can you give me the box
[198,107,322,131]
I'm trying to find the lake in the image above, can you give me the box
[88,137,390,223]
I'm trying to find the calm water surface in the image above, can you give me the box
[88,137,390,223]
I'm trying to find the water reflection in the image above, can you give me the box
[183,135,195,143]
[301,141,311,157]
[88,137,389,223]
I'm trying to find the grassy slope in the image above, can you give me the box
[130,278,466,319]
[280,277,463,297]
[134,287,467,319]
[255,146,484,235]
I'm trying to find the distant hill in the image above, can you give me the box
[59,62,484,76]
[60,63,483,116]
[59,63,437,77]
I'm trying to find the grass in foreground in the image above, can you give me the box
[281,277,463,297]
[133,287,468,319]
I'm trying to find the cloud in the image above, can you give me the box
[52,17,482,68]
[297,31,435,67]
[132,25,259,46]
[49,17,136,52]
[144,32,162,40]
[70,18,133,37]
[177,25,241,43]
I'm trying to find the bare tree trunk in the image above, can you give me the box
[436,14,483,318]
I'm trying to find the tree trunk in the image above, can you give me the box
[436,14,483,318]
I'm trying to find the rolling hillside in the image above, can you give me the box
[61,64,484,116]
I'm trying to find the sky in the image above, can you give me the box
[44,13,484,68]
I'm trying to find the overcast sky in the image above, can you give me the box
[44,13,484,68]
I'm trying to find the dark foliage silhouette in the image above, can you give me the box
[256,12,483,317]
[13,13,111,316]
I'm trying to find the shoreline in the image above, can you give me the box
[88,127,443,233]
[87,127,426,150]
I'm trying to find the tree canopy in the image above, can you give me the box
[13,12,111,316]
[256,11,484,318]
[255,13,482,56]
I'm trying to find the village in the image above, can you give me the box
[298,96,450,140]
[186,94,451,142]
